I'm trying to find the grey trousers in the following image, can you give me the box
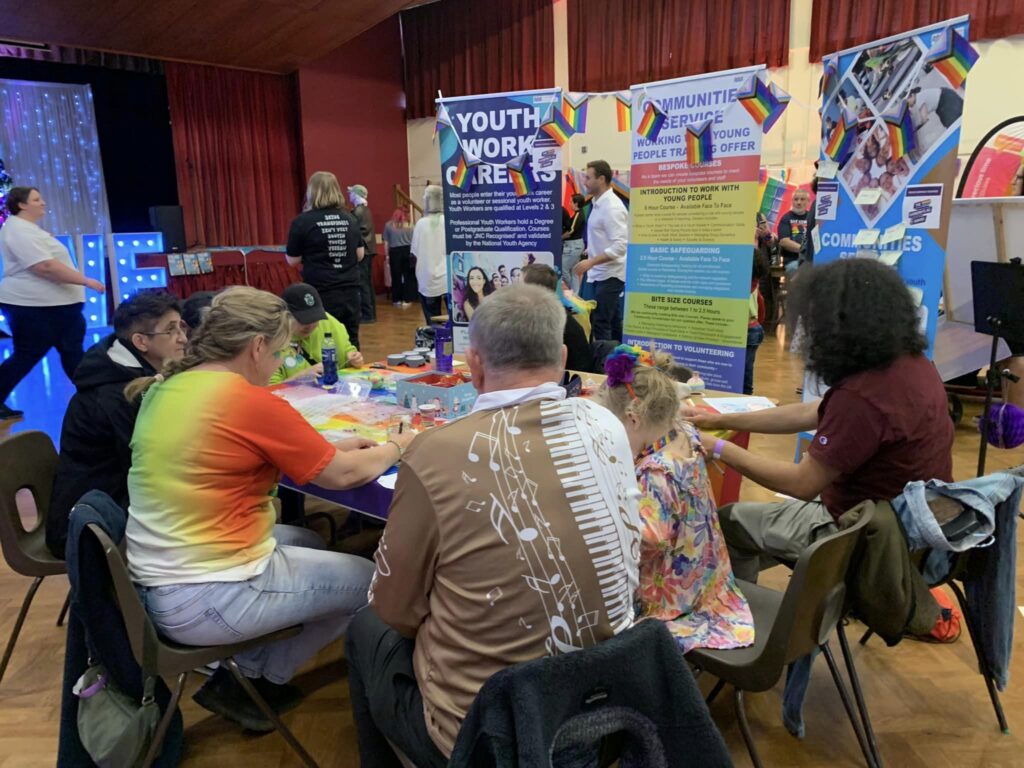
[718,499,838,582]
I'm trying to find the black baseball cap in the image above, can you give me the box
[282,283,327,324]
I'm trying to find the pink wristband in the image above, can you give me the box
[712,439,726,461]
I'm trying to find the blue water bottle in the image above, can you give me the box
[321,332,338,387]
[435,325,453,373]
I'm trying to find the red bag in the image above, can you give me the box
[924,588,962,643]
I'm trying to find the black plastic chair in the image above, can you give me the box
[86,523,320,767]
[0,430,70,687]
[688,502,878,768]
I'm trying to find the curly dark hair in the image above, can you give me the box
[787,258,926,386]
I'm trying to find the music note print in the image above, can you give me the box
[485,587,503,606]
[467,431,500,470]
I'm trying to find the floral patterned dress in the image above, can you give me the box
[634,422,755,652]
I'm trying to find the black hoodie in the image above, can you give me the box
[46,334,155,558]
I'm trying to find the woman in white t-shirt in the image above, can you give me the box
[0,187,105,420]
[410,185,448,325]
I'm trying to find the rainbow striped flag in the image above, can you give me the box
[883,103,917,160]
[819,56,839,99]
[823,113,857,163]
[541,104,575,145]
[736,76,778,128]
[636,99,668,142]
[615,92,632,132]
[763,83,790,133]
[562,92,590,133]
[432,104,452,142]
[685,120,714,165]
[506,153,534,197]
[451,151,481,191]
[926,28,979,90]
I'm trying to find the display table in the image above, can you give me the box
[277,364,754,522]
[135,248,300,298]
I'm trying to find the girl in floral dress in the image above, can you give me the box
[598,345,754,652]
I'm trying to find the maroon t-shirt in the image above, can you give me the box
[808,355,953,519]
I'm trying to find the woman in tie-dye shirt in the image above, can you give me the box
[598,346,754,652]
[125,287,412,731]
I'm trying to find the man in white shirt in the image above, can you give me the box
[574,160,629,341]
[345,284,640,765]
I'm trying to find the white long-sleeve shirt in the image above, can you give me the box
[585,188,629,283]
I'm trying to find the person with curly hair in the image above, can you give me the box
[681,258,953,582]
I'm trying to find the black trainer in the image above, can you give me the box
[0,403,24,421]
[192,667,304,732]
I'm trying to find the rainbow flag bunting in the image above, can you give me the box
[541,104,576,145]
[926,27,979,90]
[736,76,777,128]
[562,92,590,133]
[615,91,632,132]
[636,99,668,143]
[762,83,790,133]
[451,150,481,191]
[506,153,534,197]
[883,103,917,161]
[432,104,452,142]
[823,113,857,163]
[685,120,714,165]
[819,56,839,99]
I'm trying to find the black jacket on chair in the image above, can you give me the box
[47,334,154,558]
[448,619,733,768]
[58,490,183,767]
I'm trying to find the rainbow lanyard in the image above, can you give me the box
[635,429,678,462]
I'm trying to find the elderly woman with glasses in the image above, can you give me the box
[47,290,187,558]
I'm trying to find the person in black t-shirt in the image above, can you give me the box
[521,263,595,373]
[286,172,365,348]
[776,189,814,274]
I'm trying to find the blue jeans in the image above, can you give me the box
[141,525,374,684]
[592,277,624,341]
[744,324,765,395]
[561,239,584,294]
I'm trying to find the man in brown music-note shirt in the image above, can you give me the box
[345,285,641,766]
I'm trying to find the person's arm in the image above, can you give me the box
[369,464,439,638]
[681,399,819,434]
[699,432,840,500]
[311,432,413,489]
[28,260,104,292]
[356,244,365,263]
[285,217,304,267]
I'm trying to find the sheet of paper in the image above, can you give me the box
[855,187,883,205]
[815,181,839,221]
[853,228,880,246]
[878,250,903,266]
[701,396,776,414]
[856,248,878,259]
[377,472,399,490]
[908,285,924,307]
[811,225,822,256]
[816,159,839,179]
[902,183,944,229]
[879,223,906,245]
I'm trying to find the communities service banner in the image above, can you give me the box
[625,66,766,392]
[815,17,973,352]
[436,88,563,351]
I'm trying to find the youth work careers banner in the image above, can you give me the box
[437,89,563,351]
[815,17,970,352]
[625,67,765,392]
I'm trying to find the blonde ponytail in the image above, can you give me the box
[125,287,292,401]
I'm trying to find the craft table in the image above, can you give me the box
[278,365,754,522]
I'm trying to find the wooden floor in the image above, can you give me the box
[1,299,1022,767]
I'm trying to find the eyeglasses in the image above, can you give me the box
[140,323,187,339]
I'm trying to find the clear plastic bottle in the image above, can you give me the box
[321,332,338,387]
